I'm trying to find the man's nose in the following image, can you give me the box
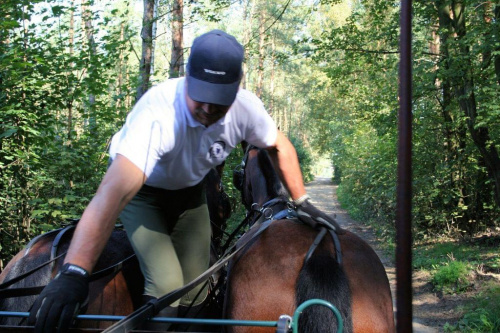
[200,104,217,114]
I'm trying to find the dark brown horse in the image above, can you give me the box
[0,167,230,331]
[225,147,395,333]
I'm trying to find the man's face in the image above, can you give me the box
[185,90,231,127]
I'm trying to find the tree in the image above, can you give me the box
[169,0,184,78]
[136,0,155,100]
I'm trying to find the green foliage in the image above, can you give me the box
[444,283,500,332]
[431,260,471,294]
[212,143,246,235]
[290,135,314,183]
[306,0,500,239]
[0,0,133,264]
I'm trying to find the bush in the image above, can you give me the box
[289,135,314,183]
[431,260,471,294]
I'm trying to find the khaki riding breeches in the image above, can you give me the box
[120,182,210,307]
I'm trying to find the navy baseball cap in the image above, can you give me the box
[186,30,244,106]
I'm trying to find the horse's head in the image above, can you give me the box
[233,144,289,210]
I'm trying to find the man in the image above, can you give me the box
[28,29,335,332]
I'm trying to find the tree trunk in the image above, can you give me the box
[81,0,96,133]
[241,0,257,90]
[255,9,265,98]
[269,35,275,116]
[136,0,155,101]
[170,0,184,78]
[68,0,75,141]
[451,0,500,207]
[116,22,125,111]
[437,0,465,207]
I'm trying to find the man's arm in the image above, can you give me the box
[266,130,339,231]
[65,154,146,273]
[265,130,307,201]
[28,154,146,332]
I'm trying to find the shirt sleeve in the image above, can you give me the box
[237,91,278,148]
[109,87,175,178]
[114,111,166,177]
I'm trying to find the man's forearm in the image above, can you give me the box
[267,131,307,201]
[64,193,124,273]
[64,154,145,273]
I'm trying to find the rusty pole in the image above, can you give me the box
[396,0,413,332]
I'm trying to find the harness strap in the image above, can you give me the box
[304,228,327,263]
[329,229,343,265]
[0,253,137,299]
[0,223,136,299]
[220,210,257,254]
[302,227,343,266]
[0,252,66,291]
[24,229,61,257]
[3,222,78,291]
[50,224,76,261]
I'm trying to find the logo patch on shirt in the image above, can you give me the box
[209,141,226,159]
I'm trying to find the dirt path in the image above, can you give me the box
[306,177,439,332]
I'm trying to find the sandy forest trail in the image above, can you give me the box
[305,177,441,333]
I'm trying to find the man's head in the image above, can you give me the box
[186,30,244,107]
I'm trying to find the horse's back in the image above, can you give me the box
[225,221,308,326]
[225,220,394,333]
[225,220,338,332]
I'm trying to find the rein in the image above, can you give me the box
[0,223,136,299]
[102,209,279,333]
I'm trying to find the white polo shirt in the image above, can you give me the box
[109,77,277,190]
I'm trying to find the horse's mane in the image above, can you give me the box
[256,149,289,200]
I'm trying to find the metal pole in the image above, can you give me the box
[397,0,413,332]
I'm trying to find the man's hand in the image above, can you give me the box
[28,263,89,333]
[295,195,339,231]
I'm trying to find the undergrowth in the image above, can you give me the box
[444,283,500,332]
[337,186,500,332]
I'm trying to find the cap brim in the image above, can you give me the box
[187,75,240,106]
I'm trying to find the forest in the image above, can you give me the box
[1,0,499,271]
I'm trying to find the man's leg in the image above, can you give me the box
[171,202,211,307]
[120,188,184,305]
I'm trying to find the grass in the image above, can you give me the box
[443,282,500,332]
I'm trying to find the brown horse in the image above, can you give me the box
[0,227,143,330]
[0,167,230,331]
[225,147,395,333]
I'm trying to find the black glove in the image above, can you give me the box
[295,195,339,231]
[28,263,89,333]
